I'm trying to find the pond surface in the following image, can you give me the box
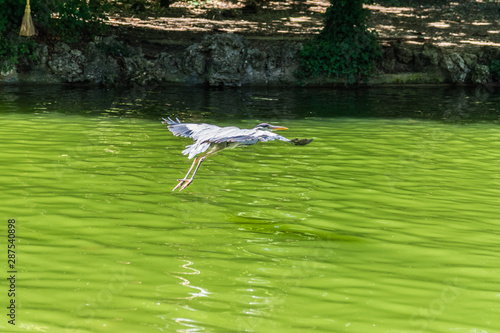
[1,85,500,333]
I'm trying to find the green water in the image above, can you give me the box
[1,86,500,333]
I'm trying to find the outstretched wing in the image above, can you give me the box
[163,118,285,144]
[162,117,222,142]
[209,128,291,145]
[213,131,313,146]
[163,118,312,159]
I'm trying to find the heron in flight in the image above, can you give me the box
[163,117,313,191]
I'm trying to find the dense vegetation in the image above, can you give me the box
[1,0,499,83]
[0,0,107,70]
[0,0,33,70]
[298,0,380,84]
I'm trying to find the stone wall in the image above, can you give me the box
[1,33,499,86]
[375,41,500,85]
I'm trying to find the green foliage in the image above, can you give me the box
[96,39,130,57]
[45,0,109,42]
[0,0,25,34]
[298,0,381,85]
[490,60,500,82]
[0,0,108,70]
[0,35,37,72]
[0,0,36,71]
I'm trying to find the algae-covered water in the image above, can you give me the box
[1,86,500,333]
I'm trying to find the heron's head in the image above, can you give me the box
[254,123,288,131]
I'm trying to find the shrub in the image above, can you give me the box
[0,0,108,69]
[44,0,109,42]
[490,60,500,82]
[298,0,381,85]
[0,35,37,72]
[0,0,36,71]
[0,0,25,34]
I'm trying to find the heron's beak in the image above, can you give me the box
[270,125,288,131]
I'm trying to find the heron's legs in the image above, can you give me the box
[182,158,198,181]
[173,157,197,191]
[173,156,206,191]
[183,156,206,189]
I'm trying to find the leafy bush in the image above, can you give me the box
[0,35,37,72]
[0,0,108,70]
[490,60,500,82]
[44,0,109,42]
[0,0,36,71]
[1,0,108,41]
[298,0,381,84]
[0,0,25,34]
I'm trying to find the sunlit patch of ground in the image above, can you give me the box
[108,15,323,36]
[367,2,500,48]
[107,0,500,47]
[108,0,328,37]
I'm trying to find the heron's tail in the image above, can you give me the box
[161,117,182,125]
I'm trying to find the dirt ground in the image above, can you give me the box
[105,0,500,52]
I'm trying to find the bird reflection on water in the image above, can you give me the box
[163,117,313,191]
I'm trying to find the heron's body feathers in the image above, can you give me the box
[164,118,292,159]
[163,117,313,191]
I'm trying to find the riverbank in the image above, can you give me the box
[1,1,499,87]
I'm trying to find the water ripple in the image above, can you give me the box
[3,104,500,332]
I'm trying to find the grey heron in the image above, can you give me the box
[163,117,313,191]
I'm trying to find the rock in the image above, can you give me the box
[45,38,138,85]
[48,43,86,83]
[253,42,302,85]
[183,44,206,76]
[394,43,413,64]
[0,67,18,83]
[12,44,61,84]
[471,64,490,84]
[32,44,49,67]
[83,42,120,85]
[95,36,139,58]
[2,33,497,87]
[379,46,396,72]
[421,44,441,66]
[173,34,301,86]
[441,53,470,83]
[462,53,477,68]
[124,55,156,86]
[201,33,249,87]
